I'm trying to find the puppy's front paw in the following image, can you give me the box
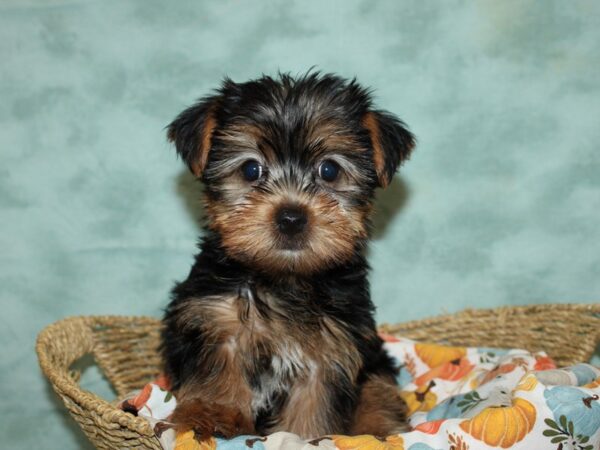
[171,399,254,440]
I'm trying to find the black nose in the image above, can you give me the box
[276,206,307,236]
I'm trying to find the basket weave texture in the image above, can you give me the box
[36,304,600,449]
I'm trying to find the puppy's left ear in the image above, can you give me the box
[167,95,221,178]
[362,111,416,188]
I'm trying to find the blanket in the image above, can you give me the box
[119,336,600,449]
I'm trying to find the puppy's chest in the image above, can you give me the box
[248,337,316,413]
[210,292,325,368]
[205,291,357,407]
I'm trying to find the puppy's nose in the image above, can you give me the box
[276,206,307,236]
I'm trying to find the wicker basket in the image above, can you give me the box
[37,304,600,449]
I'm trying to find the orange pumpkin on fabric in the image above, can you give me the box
[414,419,445,434]
[174,431,216,450]
[459,397,536,448]
[515,374,538,392]
[584,376,600,389]
[415,342,467,368]
[400,381,438,415]
[533,355,556,371]
[415,357,475,387]
[379,333,401,343]
[479,363,517,386]
[332,434,404,450]
[155,374,172,391]
[131,383,153,410]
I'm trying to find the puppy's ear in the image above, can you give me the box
[362,111,415,188]
[167,95,221,178]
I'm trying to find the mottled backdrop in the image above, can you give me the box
[1,0,599,448]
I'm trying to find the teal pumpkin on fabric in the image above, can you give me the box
[396,363,414,388]
[544,386,600,437]
[476,348,509,357]
[215,435,266,450]
[408,444,443,450]
[569,364,599,386]
[426,393,468,420]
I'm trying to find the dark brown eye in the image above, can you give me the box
[318,160,340,182]
[241,160,262,181]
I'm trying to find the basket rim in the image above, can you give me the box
[36,303,600,442]
[379,302,600,334]
[35,315,159,437]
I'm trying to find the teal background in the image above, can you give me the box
[1,0,599,448]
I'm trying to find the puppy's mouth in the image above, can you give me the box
[275,234,308,251]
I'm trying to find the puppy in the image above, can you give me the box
[161,72,415,440]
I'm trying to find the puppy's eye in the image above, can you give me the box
[241,160,263,182]
[318,160,340,182]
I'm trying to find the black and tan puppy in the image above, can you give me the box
[161,72,415,439]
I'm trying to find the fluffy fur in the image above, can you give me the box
[161,72,415,439]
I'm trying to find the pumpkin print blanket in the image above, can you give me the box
[119,336,600,450]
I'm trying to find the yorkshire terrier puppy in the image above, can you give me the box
[161,72,415,439]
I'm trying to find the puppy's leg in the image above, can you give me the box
[275,375,354,439]
[350,375,409,436]
[168,346,256,439]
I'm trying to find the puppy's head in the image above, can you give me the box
[168,72,415,275]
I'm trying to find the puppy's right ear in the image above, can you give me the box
[167,95,221,178]
[362,111,415,188]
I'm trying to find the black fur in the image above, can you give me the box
[161,72,414,437]
[163,232,397,434]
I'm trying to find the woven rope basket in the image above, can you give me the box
[37,304,600,449]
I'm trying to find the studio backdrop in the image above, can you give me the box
[1,1,599,448]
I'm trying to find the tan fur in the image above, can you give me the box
[171,399,254,440]
[350,375,408,436]
[361,112,388,187]
[205,189,367,275]
[190,111,218,177]
[277,373,331,438]
[274,317,363,437]
[172,293,363,438]
[198,116,375,275]
[307,119,363,154]
[166,74,412,439]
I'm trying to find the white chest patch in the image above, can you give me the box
[251,342,318,412]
